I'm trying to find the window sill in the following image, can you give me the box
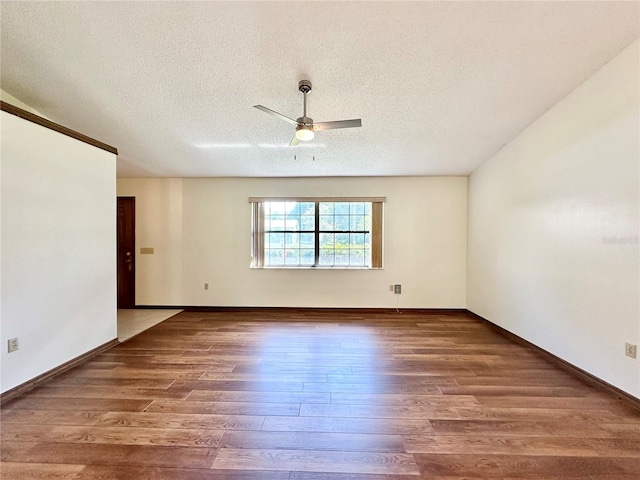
[251,266,383,270]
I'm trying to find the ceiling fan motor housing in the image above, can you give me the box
[296,116,313,127]
[298,79,312,94]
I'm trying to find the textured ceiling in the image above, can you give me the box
[1,1,638,178]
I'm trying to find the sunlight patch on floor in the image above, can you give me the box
[117,309,182,341]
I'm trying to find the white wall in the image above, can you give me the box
[117,176,468,308]
[467,40,639,398]
[1,111,117,394]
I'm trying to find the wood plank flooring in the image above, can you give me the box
[2,309,639,479]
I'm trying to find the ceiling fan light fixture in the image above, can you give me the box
[295,126,314,141]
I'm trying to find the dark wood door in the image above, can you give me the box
[117,197,135,308]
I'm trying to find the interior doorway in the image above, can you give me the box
[117,197,135,308]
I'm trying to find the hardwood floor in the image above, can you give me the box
[2,309,639,479]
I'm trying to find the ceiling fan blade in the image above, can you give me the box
[289,134,300,147]
[254,105,298,125]
[313,119,362,131]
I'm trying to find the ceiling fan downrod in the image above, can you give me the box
[298,80,312,125]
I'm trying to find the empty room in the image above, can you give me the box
[1,1,638,479]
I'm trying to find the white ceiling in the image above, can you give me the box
[1,1,638,178]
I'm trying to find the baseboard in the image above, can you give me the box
[136,305,468,315]
[131,305,184,310]
[466,310,640,412]
[0,338,120,405]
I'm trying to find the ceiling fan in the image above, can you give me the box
[254,80,362,146]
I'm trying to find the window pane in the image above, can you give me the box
[285,233,297,249]
[285,215,300,231]
[300,202,315,215]
[364,215,371,231]
[350,249,365,266]
[335,233,349,247]
[267,232,284,248]
[319,250,334,265]
[266,249,284,266]
[269,202,286,215]
[334,215,349,231]
[285,249,299,265]
[300,215,315,230]
[319,232,334,265]
[350,233,364,247]
[300,233,314,248]
[286,201,300,215]
[320,233,334,248]
[319,215,334,230]
[300,249,315,266]
[268,216,285,231]
[350,215,366,231]
[350,202,365,215]
[335,249,349,266]
[319,202,333,215]
[334,202,349,215]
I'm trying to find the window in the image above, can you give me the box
[250,197,384,269]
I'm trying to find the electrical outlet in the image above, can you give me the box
[625,343,637,359]
[389,285,394,292]
[8,337,18,353]
[204,283,209,290]
[394,284,402,294]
